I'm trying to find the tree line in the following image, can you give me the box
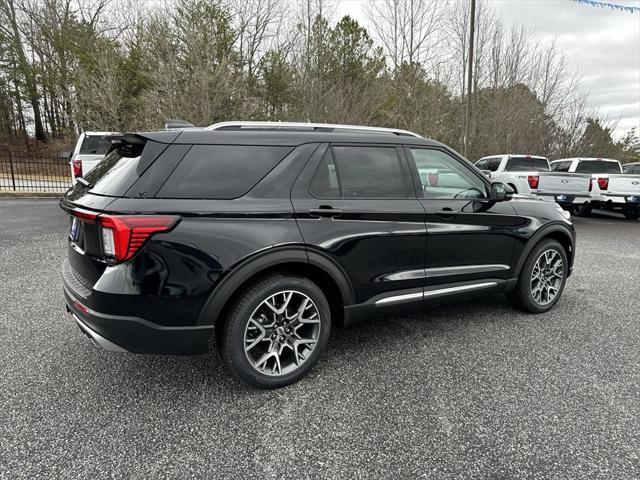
[0,0,638,162]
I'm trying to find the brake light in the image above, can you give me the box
[428,172,439,186]
[70,208,98,223]
[72,159,82,178]
[527,175,539,189]
[72,300,90,316]
[597,177,609,190]
[589,178,593,192]
[98,215,180,262]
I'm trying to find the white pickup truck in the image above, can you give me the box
[475,154,592,210]
[63,131,118,183]
[550,158,640,219]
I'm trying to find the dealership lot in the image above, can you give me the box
[1,199,639,479]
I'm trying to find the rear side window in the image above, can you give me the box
[157,145,292,199]
[551,161,572,172]
[485,158,501,172]
[79,135,111,155]
[505,157,550,172]
[575,160,622,174]
[310,146,410,198]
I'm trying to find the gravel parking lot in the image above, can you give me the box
[1,199,639,479]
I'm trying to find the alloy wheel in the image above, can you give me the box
[244,290,321,376]
[530,249,564,306]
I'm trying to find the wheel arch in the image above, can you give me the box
[512,223,575,279]
[197,246,355,333]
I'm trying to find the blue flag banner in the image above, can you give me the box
[574,0,640,13]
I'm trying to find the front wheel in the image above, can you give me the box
[220,274,331,388]
[507,239,568,313]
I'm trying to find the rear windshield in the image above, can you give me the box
[156,145,293,199]
[575,160,621,174]
[79,135,111,155]
[504,157,550,172]
[82,140,166,196]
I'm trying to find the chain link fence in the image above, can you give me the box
[0,155,72,192]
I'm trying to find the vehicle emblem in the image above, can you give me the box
[561,179,569,184]
[632,181,639,185]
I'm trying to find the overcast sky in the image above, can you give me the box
[335,0,640,138]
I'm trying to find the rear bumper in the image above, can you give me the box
[63,284,213,355]
[590,194,640,206]
[531,192,590,205]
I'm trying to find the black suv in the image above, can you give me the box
[61,127,576,388]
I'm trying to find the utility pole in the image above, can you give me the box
[464,0,476,158]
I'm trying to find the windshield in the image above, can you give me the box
[504,157,550,172]
[79,135,111,155]
[575,161,621,174]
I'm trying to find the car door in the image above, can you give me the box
[291,143,427,306]
[404,146,523,290]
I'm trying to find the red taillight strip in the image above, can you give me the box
[99,215,180,262]
[69,207,98,223]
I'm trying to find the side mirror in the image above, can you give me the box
[490,182,513,202]
[61,150,72,160]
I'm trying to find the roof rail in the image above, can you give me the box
[205,121,422,137]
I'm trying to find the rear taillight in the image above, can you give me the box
[589,178,594,192]
[527,175,539,189]
[98,215,180,262]
[72,159,82,178]
[597,177,609,190]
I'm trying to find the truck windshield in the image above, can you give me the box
[575,161,621,174]
[504,157,550,172]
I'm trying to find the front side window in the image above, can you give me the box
[407,148,487,199]
[310,146,411,198]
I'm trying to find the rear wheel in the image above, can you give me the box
[507,239,568,313]
[572,203,591,217]
[623,206,640,220]
[220,274,331,388]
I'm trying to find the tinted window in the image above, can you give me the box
[157,145,292,199]
[485,158,501,172]
[408,148,487,199]
[79,135,111,155]
[504,157,550,172]
[575,160,621,174]
[83,140,167,196]
[551,161,571,172]
[322,146,409,198]
[309,149,339,198]
[623,164,640,174]
[475,159,487,170]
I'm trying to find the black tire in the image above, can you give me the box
[507,239,568,313]
[220,274,331,389]
[572,203,591,217]
[623,207,640,220]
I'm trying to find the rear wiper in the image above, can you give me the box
[75,177,93,189]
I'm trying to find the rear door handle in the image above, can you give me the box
[309,206,342,218]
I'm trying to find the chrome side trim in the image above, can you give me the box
[374,281,499,306]
[375,292,423,306]
[379,269,426,282]
[425,264,510,278]
[424,282,497,298]
[73,314,129,353]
